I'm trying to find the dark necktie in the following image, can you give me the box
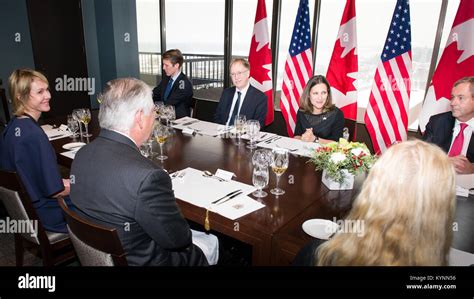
[164,78,174,102]
[448,123,468,157]
[229,91,241,126]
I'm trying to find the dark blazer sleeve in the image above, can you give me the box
[165,74,193,108]
[421,112,454,153]
[327,108,345,141]
[152,81,163,102]
[294,111,305,137]
[135,168,192,250]
[214,88,232,125]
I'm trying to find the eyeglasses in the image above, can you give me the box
[230,70,249,78]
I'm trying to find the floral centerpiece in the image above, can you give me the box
[309,139,376,188]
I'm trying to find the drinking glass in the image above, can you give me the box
[72,109,83,138]
[67,115,79,140]
[252,149,272,168]
[246,120,260,149]
[154,102,165,122]
[153,124,169,161]
[234,115,246,146]
[252,165,269,198]
[139,140,153,158]
[79,108,92,137]
[164,105,176,126]
[270,148,289,196]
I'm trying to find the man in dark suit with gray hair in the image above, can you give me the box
[70,78,218,266]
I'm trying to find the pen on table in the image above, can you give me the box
[214,191,243,205]
[49,134,63,139]
[211,189,242,205]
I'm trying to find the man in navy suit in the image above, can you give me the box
[422,77,474,174]
[153,49,193,119]
[214,58,267,128]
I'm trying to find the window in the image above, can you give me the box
[166,0,225,99]
[136,0,161,86]
[232,0,273,59]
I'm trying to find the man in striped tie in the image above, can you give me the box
[422,77,474,175]
[152,49,193,119]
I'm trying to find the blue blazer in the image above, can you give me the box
[214,85,268,127]
[422,111,474,162]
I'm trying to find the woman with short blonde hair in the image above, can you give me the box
[8,68,49,117]
[1,69,73,233]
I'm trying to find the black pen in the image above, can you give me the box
[211,189,242,204]
[215,191,243,205]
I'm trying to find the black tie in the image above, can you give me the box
[229,91,241,126]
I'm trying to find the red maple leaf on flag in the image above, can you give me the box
[248,0,274,126]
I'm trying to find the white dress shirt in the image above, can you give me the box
[226,82,250,126]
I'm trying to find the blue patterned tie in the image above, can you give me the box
[164,78,174,102]
[229,91,241,126]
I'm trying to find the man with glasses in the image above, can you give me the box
[214,58,267,127]
[153,49,193,119]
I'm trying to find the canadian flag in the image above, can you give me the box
[326,0,358,121]
[418,0,474,132]
[248,0,274,126]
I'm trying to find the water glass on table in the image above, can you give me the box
[67,115,79,140]
[252,165,269,198]
[246,119,260,150]
[234,115,246,146]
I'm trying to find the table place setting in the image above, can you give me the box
[171,167,264,221]
[171,117,229,137]
[59,142,87,160]
[256,135,321,157]
[41,124,73,140]
[241,131,276,142]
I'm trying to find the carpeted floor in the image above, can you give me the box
[0,224,43,266]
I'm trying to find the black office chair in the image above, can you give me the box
[0,169,76,266]
[58,198,128,266]
[343,118,357,141]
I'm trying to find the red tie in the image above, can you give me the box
[448,123,468,157]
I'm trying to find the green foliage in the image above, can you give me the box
[309,139,377,183]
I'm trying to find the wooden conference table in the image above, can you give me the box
[48,113,473,266]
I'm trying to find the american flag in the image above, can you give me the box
[280,0,313,137]
[364,0,412,154]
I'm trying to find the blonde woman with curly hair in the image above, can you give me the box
[294,140,456,266]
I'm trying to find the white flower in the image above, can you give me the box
[330,152,346,164]
[351,147,368,156]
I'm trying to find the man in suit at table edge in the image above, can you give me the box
[153,49,193,119]
[70,78,218,266]
[214,58,267,128]
[422,76,474,174]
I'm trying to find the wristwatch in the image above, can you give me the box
[314,136,319,143]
